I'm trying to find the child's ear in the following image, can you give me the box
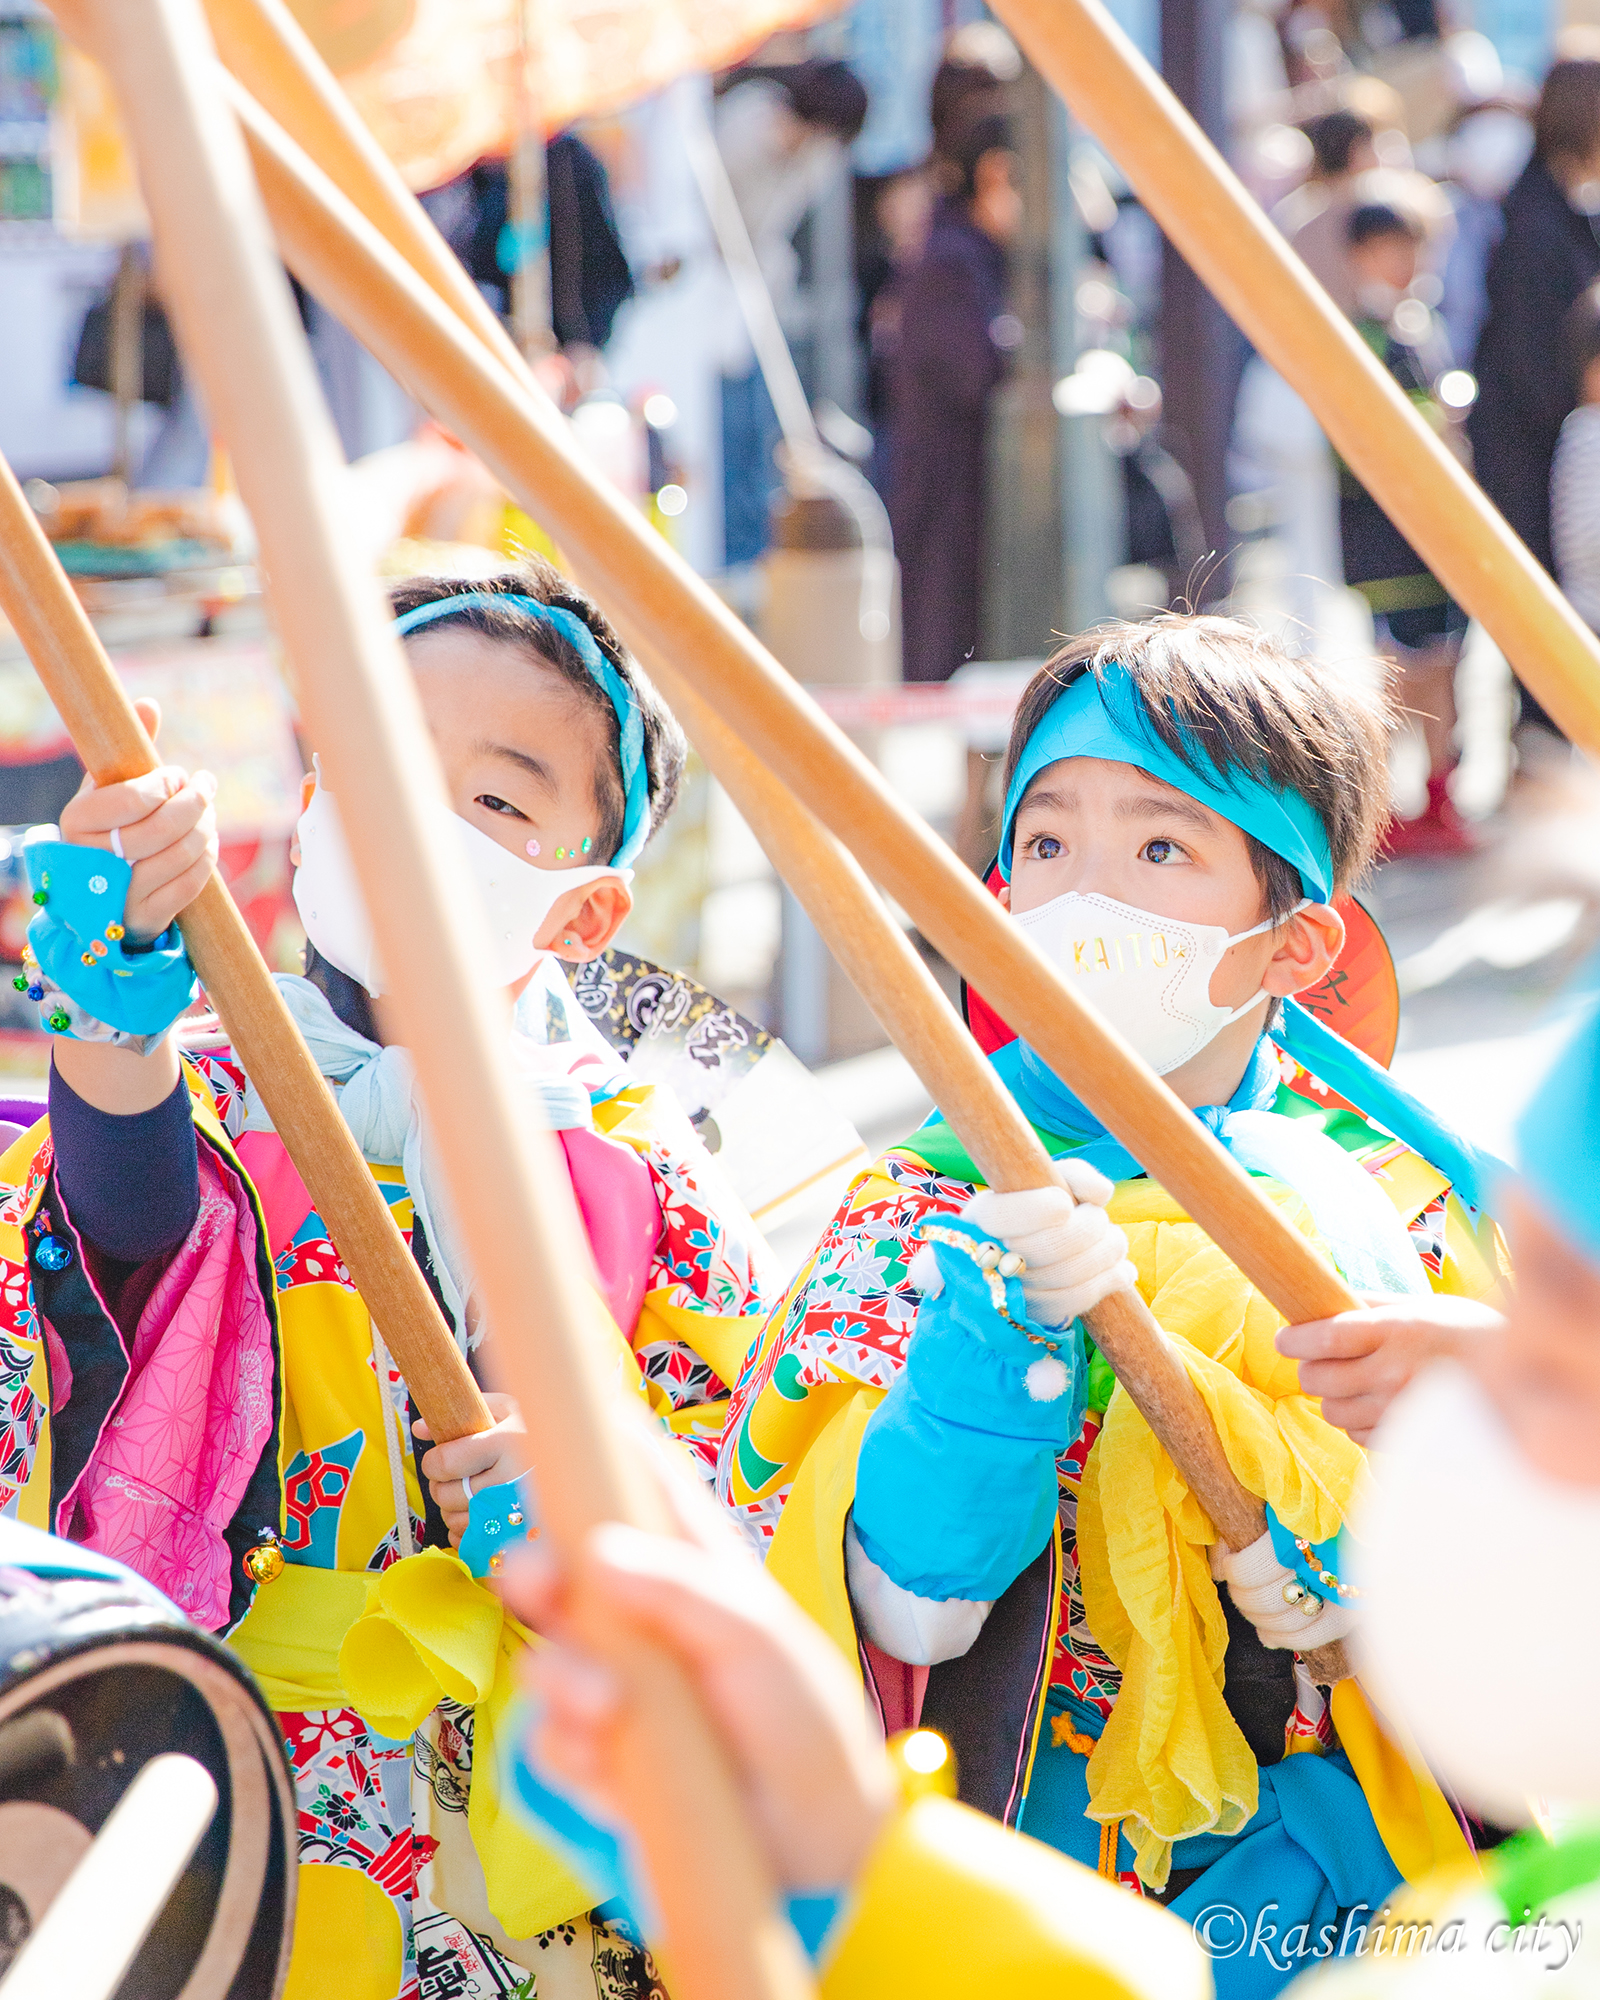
[289,767,317,869]
[1261,903,1345,996]
[548,877,633,962]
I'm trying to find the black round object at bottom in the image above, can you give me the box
[0,1559,295,1999]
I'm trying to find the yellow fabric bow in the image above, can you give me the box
[231,1546,590,1939]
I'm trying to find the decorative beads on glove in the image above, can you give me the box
[22,829,196,1042]
[1210,1528,1358,1652]
[905,1219,1077,1405]
[12,944,178,1057]
[957,1158,1137,1330]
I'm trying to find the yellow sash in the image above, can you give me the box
[231,1547,591,1939]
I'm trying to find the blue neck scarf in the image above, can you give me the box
[975,996,1511,1298]
[998,1025,1282,1179]
[988,1027,1435,1298]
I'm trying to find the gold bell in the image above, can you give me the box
[886,1728,959,1804]
[243,1529,285,1586]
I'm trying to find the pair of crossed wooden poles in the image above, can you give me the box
[7,2,1599,1994]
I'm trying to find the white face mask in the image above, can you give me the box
[1353,1362,1600,1822]
[293,761,627,996]
[1013,888,1299,1075]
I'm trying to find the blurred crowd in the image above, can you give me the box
[51,7,1600,884]
[849,13,1600,862]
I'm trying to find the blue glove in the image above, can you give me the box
[459,1474,535,1578]
[22,832,196,1039]
[852,1212,1086,1603]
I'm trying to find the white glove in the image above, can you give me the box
[1211,1530,1357,1652]
[956,1158,1137,1329]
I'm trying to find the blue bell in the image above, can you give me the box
[34,1235,72,1272]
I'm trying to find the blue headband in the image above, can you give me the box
[394,591,649,869]
[998,663,1336,903]
[1515,964,1600,1263]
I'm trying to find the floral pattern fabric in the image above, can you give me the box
[185,1046,771,1998]
[719,1073,1509,1725]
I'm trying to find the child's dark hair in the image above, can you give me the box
[1347,201,1422,248]
[1567,282,1600,399]
[1002,617,1394,920]
[389,558,686,861]
[950,113,1015,200]
[1303,108,1373,179]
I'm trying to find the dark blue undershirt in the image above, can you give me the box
[49,1064,200,1262]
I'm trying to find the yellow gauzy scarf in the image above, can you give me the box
[1077,1179,1365,1887]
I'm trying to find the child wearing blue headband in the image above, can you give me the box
[721,615,1509,1998]
[3,560,784,1997]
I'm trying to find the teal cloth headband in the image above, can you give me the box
[1516,966,1600,1263]
[998,662,1336,903]
[395,591,649,868]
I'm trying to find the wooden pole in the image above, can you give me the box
[0,449,490,1445]
[989,0,1600,757]
[225,74,1359,1335]
[77,3,813,1993]
[197,0,531,374]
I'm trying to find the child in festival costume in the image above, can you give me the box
[0,562,778,1998]
[719,618,1509,1999]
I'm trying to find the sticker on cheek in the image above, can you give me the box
[525,839,541,858]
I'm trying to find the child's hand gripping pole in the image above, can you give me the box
[0,446,491,1449]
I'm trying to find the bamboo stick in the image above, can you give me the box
[200,0,528,376]
[225,76,1359,1336]
[0,449,490,1443]
[78,2,812,1992]
[988,0,1600,756]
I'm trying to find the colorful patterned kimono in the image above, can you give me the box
[719,1038,1506,1998]
[0,998,777,2000]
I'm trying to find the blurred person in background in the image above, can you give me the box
[423,133,635,394]
[1436,98,1535,366]
[1470,47,1600,734]
[1274,108,1382,312]
[1340,201,1472,856]
[928,20,1020,162]
[1229,105,1390,654]
[856,169,934,497]
[1550,284,1600,634]
[888,112,1023,685]
[713,57,869,567]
